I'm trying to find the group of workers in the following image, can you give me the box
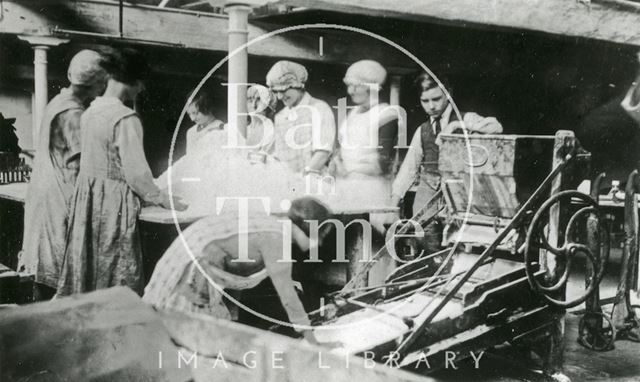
[20,48,182,300]
[17,46,505,341]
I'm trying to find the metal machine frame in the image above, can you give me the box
[300,131,607,376]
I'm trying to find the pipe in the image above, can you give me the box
[389,75,401,106]
[225,2,251,140]
[18,36,69,144]
[32,46,49,143]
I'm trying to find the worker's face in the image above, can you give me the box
[420,87,449,119]
[247,94,267,114]
[124,80,145,103]
[274,87,304,108]
[346,83,372,106]
[77,80,107,107]
[187,104,215,126]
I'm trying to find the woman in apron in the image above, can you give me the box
[333,60,400,223]
[19,50,107,300]
[57,48,187,296]
[332,60,402,283]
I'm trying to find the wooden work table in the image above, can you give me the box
[0,183,397,287]
[0,183,396,223]
[0,183,28,269]
[0,183,210,224]
[0,182,27,203]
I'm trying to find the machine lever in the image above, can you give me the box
[486,308,509,325]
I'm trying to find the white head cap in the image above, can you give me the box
[67,50,107,86]
[247,84,276,112]
[266,60,308,91]
[343,60,387,88]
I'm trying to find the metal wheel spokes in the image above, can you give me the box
[536,246,574,293]
[524,190,604,308]
[578,311,616,351]
[537,243,597,293]
[525,221,565,266]
[541,244,598,307]
[538,231,565,256]
[564,206,597,243]
[533,220,565,255]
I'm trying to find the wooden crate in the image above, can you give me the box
[439,134,556,218]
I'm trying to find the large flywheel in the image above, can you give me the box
[524,190,608,308]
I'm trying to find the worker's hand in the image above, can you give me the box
[159,193,188,211]
[171,196,189,211]
[447,120,464,133]
[302,330,321,345]
[327,154,346,177]
[302,330,343,349]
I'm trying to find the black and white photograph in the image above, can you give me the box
[0,1,640,381]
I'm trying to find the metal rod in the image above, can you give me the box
[340,190,444,293]
[450,214,507,228]
[335,277,429,295]
[119,0,124,38]
[396,154,572,359]
[335,274,450,296]
[594,0,640,12]
[51,28,186,48]
[384,270,471,303]
[384,281,447,303]
[388,260,451,283]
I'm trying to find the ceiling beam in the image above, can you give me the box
[274,0,640,47]
[0,1,415,69]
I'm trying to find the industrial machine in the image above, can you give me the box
[299,131,607,376]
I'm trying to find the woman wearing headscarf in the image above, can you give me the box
[57,48,187,296]
[332,59,400,208]
[19,50,108,300]
[266,60,336,174]
[331,60,402,283]
[245,84,276,154]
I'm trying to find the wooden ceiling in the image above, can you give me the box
[129,0,226,13]
[126,0,640,47]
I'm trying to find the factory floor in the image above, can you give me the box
[429,248,640,382]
